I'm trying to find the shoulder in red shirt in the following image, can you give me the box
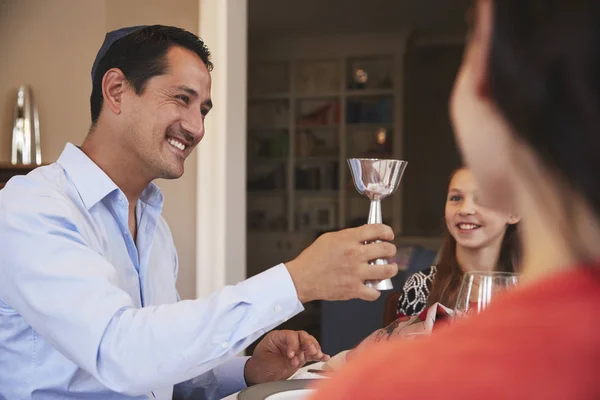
[310,268,600,400]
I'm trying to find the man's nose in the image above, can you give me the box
[181,111,204,140]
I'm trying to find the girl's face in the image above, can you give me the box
[445,169,518,250]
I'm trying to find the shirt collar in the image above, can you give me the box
[56,143,163,209]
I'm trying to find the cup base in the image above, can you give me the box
[365,279,394,291]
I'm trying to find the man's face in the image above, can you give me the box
[120,45,212,180]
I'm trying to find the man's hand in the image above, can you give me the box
[244,330,330,386]
[285,224,398,303]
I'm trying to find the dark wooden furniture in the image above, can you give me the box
[0,162,43,189]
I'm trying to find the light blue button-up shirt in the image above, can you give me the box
[0,143,303,399]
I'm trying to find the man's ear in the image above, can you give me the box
[101,68,128,116]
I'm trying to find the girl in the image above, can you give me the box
[397,167,520,317]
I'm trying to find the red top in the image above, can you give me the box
[310,267,600,399]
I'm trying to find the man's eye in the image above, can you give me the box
[176,95,190,104]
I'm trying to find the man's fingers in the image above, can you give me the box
[297,351,306,366]
[275,330,300,358]
[360,242,397,263]
[356,285,381,301]
[298,330,330,361]
[350,224,394,242]
[298,331,320,357]
[358,263,398,281]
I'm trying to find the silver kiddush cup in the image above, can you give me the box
[347,158,407,290]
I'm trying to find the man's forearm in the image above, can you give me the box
[95,265,303,393]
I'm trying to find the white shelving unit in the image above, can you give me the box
[247,54,402,241]
[245,32,464,278]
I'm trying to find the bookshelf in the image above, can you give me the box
[247,54,402,241]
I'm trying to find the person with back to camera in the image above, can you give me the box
[311,1,600,398]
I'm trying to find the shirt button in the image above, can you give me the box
[221,341,229,348]
[274,305,282,313]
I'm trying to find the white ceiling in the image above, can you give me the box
[248,0,470,37]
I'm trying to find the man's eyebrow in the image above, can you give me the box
[176,85,198,97]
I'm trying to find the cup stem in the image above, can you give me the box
[364,199,393,290]
[367,200,382,224]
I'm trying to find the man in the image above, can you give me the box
[0,25,397,399]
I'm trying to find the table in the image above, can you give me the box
[221,362,328,400]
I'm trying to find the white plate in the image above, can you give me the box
[238,379,316,400]
[265,389,316,400]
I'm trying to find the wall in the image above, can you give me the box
[0,0,200,299]
[0,0,105,161]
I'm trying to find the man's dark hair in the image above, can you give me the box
[90,25,213,125]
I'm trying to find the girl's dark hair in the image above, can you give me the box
[488,1,600,259]
[427,169,521,307]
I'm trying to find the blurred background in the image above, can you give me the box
[0,0,469,354]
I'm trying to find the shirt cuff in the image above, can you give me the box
[238,263,304,328]
[213,356,250,397]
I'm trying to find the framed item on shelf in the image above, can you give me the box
[297,196,336,231]
[295,59,341,94]
[248,100,289,130]
[312,201,336,230]
[346,55,394,90]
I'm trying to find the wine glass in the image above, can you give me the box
[453,271,519,319]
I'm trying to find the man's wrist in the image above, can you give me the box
[284,260,310,303]
[209,356,251,397]
[244,356,258,386]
